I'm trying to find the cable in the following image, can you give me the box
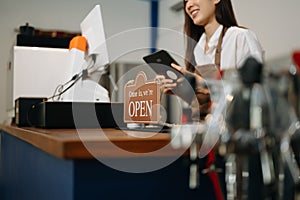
[47,54,112,102]
[48,58,96,101]
[47,73,82,101]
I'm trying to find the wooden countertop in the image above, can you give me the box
[0,125,187,159]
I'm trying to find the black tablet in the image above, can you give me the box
[143,50,196,104]
[143,50,183,80]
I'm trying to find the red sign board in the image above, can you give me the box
[124,71,160,123]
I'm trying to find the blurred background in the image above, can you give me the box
[1,0,300,123]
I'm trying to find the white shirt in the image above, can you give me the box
[194,25,264,70]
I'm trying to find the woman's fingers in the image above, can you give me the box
[171,63,185,74]
[193,72,205,83]
[154,74,177,93]
[160,79,176,91]
[154,75,165,81]
[160,78,174,84]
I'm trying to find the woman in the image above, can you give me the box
[162,0,264,120]
[161,0,264,199]
[182,0,263,73]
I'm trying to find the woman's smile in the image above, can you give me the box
[190,9,200,19]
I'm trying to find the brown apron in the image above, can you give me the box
[191,27,228,121]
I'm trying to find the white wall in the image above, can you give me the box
[231,0,300,68]
[159,0,300,67]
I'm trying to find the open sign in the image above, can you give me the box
[124,71,160,123]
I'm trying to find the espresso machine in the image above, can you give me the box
[171,56,300,200]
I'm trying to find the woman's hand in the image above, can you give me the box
[171,63,185,74]
[155,63,206,94]
[154,75,176,94]
[155,63,187,94]
[171,63,205,85]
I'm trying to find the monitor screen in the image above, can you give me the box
[61,5,110,102]
[80,5,109,68]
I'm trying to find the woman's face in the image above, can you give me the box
[185,0,219,26]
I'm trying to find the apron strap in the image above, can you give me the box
[215,27,228,69]
[206,27,229,200]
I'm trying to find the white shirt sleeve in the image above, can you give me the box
[193,26,264,70]
[222,27,264,70]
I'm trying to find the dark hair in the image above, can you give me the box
[183,0,238,72]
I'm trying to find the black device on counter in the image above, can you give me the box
[30,101,125,129]
[15,97,47,127]
[15,98,125,129]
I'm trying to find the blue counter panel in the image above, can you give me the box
[0,130,216,200]
[0,131,73,200]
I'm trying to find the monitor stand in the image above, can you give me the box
[62,79,110,102]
